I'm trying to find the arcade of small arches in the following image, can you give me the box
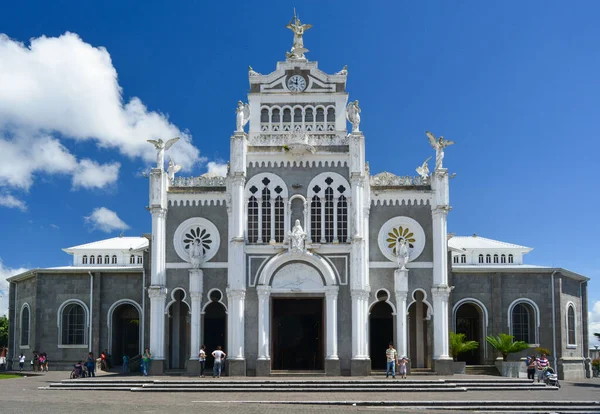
[246,172,350,244]
[260,104,336,132]
[452,253,514,264]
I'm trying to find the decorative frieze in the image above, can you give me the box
[249,132,348,147]
[370,171,428,187]
[171,175,226,188]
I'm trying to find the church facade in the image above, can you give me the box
[6,17,589,379]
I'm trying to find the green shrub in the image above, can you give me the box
[485,333,530,361]
[449,332,479,361]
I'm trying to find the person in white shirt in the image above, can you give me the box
[212,346,226,378]
[198,345,206,378]
[18,353,26,372]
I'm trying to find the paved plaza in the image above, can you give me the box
[0,371,599,413]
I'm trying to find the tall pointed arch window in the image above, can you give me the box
[308,173,350,244]
[567,304,576,346]
[245,174,288,244]
[20,304,30,347]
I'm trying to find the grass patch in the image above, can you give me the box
[0,373,22,380]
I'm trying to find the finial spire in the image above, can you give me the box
[285,11,312,60]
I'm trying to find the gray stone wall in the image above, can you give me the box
[558,275,586,380]
[13,277,37,360]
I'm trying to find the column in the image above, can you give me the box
[150,207,167,286]
[394,268,409,358]
[189,269,204,360]
[351,289,370,359]
[304,201,310,243]
[325,286,339,360]
[257,286,271,360]
[432,286,452,359]
[148,286,167,360]
[227,288,246,360]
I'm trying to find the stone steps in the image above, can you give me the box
[466,365,500,376]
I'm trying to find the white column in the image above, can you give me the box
[150,208,167,286]
[227,288,246,360]
[189,269,204,359]
[257,286,271,360]
[325,286,339,360]
[304,201,311,243]
[351,289,370,359]
[432,286,452,360]
[148,286,167,360]
[333,196,339,243]
[394,268,408,358]
[284,200,291,242]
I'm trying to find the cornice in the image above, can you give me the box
[168,193,227,207]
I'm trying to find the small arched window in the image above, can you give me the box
[493,254,499,263]
[460,254,467,264]
[271,108,280,123]
[90,255,95,265]
[501,254,506,264]
[478,254,484,264]
[567,304,576,346]
[104,255,110,264]
[137,256,143,264]
[61,303,86,345]
[508,254,514,264]
[453,256,459,264]
[130,255,135,264]
[20,305,30,346]
[112,255,117,264]
[82,255,88,265]
[485,254,491,264]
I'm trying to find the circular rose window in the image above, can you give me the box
[377,216,426,262]
[173,217,220,263]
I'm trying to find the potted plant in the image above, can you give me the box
[592,359,599,378]
[486,333,530,377]
[449,332,479,374]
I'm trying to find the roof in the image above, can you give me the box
[448,235,532,252]
[62,237,148,254]
[452,265,589,281]
[7,266,144,283]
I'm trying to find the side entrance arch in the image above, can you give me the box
[108,300,142,366]
[453,299,488,365]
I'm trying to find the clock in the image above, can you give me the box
[287,75,307,92]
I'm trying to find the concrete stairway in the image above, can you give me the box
[42,377,557,393]
[466,365,500,376]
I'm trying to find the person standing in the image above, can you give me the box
[198,345,206,378]
[18,353,25,372]
[398,356,408,379]
[526,355,536,380]
[212,346,226,378]
[536,353,550,383]
[386,342,398,379]
[122,355,129,374]
[142,348,151,376]
[86,352,95,377]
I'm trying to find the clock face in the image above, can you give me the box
[287,75,307,92]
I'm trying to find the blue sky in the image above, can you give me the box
[0,1,598,343]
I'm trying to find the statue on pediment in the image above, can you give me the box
[147,137,180,170]
[236,101,250,132]
[288,220,307,253]
[335,65,348,76]
[346,100,361,132]
[426,131,455,170]
[286,11,312,59]
[415,157,431,180]
[248,66,261,76]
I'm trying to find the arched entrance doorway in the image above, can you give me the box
[111,303,140,365]
[203,290,227,371]
[408,290,431,368]
[369,291,394,370]
[167,289,190,370]
[455,303,483,365]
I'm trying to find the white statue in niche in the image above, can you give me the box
[189,239,204,269]
[288,220,307,253]
[147,137,180,170]
[395,238,410,270]
[236,101,250,132]
[346,100,361,132]
[426,131,455,170]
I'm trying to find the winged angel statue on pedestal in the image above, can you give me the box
[346,100,361,132]
[147,137,180,170]
[236,101,250,132]
[426,131,455,170]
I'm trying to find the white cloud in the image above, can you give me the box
[84,207,130,233]
[0,32,201,192]
[206,162,228,177]
[72,159,120,189]
[0,259,28,316]
[589,301,600,347]
[0,193,27,211]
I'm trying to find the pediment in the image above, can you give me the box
[250,60,346,94]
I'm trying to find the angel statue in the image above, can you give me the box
[415,156,431,180]
[167,157,182,183]
[236,101,250,132]
[288,219,307,253]
[189,239,204,269]
[426,131,455,170]
[147,137,180,170]
[346,100,361,132]
[395,238,410,270]
[286,10,312,59]
[335,65,348,76]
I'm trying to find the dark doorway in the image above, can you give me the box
[272,298,323,370]
[408,291,430,368]
[455,303,482,365]
[168,290,190,370]
[370,300,393,370]
[203,291,227,370]
[111,304,140,365]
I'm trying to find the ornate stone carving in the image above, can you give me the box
[147,137,180,170]
[171,174,226,188]
[167,157,182,183]
[426,131,455,170]
[271,263,323,291]
[285,12,312,59]
[236,101,250,132]
[346,100,361,132]
[226,288,246,300]
[288,220,307,253]
[249,132,347,147]
[415,157,431,181]
[370,172,427,187]
[378,216,426,262]
[147,286,167,298]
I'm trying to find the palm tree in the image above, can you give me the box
[449,332,479,361]
[486,333,529,361]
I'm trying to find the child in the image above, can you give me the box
[398,356,408,379]
[18,353,25,372]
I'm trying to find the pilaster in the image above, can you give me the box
[147,285,167,371]
[256,285,271,361]
[394,268,409,358]
[189,269,203,362]
[431,285,453,361]
[350,288,371,375]
[227,288,246,376]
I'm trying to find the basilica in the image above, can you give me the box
[7,16,589,379]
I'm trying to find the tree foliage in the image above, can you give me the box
[0,315,8,348]
[449,332,479,361]
[485,333,529,361]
